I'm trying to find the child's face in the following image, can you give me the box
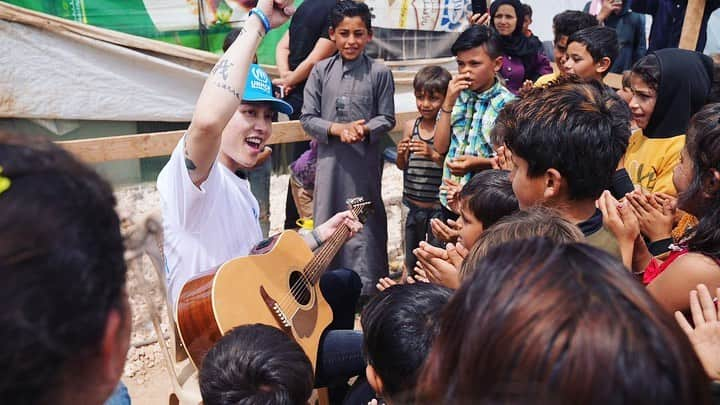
[330,17,372,61]
[458,200,484,248]
[563,42,605,80]
[629,73,657,130]
[553,35,569,67]
[414,90,444,120]
[509,153,547,209]
[456,46,502,93]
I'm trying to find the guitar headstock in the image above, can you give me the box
[346,197,373,224]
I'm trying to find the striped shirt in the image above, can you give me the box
[440,80,515,207]
[403,117,443,203]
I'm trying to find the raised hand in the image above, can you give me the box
[675,284,720,380]
[468,12,490,26]
[256,0,295,29]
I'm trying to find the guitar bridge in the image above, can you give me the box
[260,286,293,335]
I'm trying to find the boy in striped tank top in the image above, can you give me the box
[397,66,452,275]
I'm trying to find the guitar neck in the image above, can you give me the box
[304,225,351,285]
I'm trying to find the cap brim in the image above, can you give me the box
[244,96,294,116]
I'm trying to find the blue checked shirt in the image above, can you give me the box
[440,80,515,207]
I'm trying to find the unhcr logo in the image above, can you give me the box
[250,66,271,93]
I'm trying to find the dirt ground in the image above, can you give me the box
[116,163,405,404]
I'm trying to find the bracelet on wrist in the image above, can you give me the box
[440,107,453,114]
[249,8,271,33]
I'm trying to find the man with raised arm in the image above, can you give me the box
[156,0,365,394]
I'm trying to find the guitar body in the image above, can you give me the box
[176,231,333,371]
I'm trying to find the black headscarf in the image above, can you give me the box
[646,49,713,138]
[489,0,543,59]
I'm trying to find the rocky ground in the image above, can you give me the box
[116,163,405,404]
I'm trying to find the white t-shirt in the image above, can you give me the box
[157,137,263,311]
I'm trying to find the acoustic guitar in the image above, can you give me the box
[176,197,372,370]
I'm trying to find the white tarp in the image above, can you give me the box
[0,19,207,121]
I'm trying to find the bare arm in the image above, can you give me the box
[435,74,469,154]
[396,120,413,170]
[647,254,720,313]
[285,38,336,87]
[276,30,291,76]
[184,0,292,187]
[185,17,266,186]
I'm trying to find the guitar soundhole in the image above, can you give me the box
[289,271,312,306]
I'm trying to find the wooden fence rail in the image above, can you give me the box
[58,112,417,164]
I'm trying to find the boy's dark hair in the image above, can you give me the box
[490,101,517,147]
[413,65,452,97]
[631,53,660,92]
[451,25,502,59]
[362,283,452,403]
[0,132,127,404]
[504,76,629,201]
[330,0,372,31]
[459,170,519,227]
[568,26,619,76]
[418,238,710,404]
[522,3,532,18]
[200,324,314,405]
[552,10,598,44]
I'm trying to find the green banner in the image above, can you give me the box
[6,0,292,63]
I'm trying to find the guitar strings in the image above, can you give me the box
[277,224,350,311]
[275,206,361,313]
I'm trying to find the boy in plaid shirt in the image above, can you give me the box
[434,25,515,226]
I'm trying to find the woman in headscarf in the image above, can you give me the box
[488,0,552,94]
[625,49,714,195]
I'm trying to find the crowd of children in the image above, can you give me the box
[6,0,720,404]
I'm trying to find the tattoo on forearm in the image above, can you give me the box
[214,81,242,100]
[184,145,197,170]
[211,59,234,81]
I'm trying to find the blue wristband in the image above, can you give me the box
[249,8,271,33]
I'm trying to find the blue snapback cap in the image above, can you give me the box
[243,64,293,115]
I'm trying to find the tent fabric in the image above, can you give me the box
[0,18,207,121]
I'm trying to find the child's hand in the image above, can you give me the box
[598,190,640,245]
[518,80,534,97]
[332,120,366,143]
[409,139,433,158]
[430,218,460,243]
[440,178,462,212]
[446,155,475,176]
[446,73,473,106]
[397,138,411,155]
[626,190,675,242]
[414,241,461,289]
[676,284,720,381]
